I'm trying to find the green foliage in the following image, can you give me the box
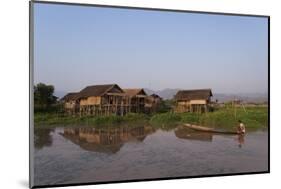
[34,83,58,111]
[34,112,150,127]
[188,106,268,129]
[150,112,181,124]
[149,106,267,130]
[164,99,176,106]
[34,103,63,113]
[34,112,80,126]
[157,100,172,113]
[180,112,200,124]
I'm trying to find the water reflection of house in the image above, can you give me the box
[174,89,213,113]
[123,89,147,113]
[145,94,162,113]
[61,126,154,154]
[174,126,213,142]
[63,128,123,154]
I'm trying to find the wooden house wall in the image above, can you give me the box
[64,101,79,115]
[130,96,146,113]
[64,101,77,109]
[145,96,162,113]
[190,99,207,105]
[101,95,126,105]
[78,94,131,116]
[175,99,209,113]
[80,96,101,106]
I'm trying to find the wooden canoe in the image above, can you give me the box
[183,124,239,134]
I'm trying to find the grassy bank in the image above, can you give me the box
[34,113,150,128]
[150,106,268,130]
[34,106,268,130]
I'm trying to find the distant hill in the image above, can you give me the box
[144,88,268,103]
[213,93,268,103]
[55,88,268,103]
[144,88,180,99]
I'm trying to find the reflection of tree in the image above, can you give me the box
[34,128,54,150]
[60,126,155,154]
[174,126,213,142]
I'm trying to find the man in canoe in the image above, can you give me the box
[237,120,246,134]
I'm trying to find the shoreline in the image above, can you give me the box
[34,107,268,130]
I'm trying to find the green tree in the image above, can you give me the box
[157,100,173,113]
[34,83,57,108]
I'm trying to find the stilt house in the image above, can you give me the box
[61,92,79,114]
[75,84,130,116]
[174,89,212,113]
[123,89,147,113]
[145,93,162,113]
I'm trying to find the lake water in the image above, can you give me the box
[33,125,268,186]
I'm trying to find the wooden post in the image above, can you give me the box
[115,96,117,115]
[234,103,236,120]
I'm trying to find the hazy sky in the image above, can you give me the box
[34,3,268,94]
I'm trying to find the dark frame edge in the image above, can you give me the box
[32,0,270,18]
[267,16,270,173]
[29,1,35,188]
[31,171,270,189]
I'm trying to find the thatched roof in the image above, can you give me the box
[75,84,124,99]
[150,93,161,99]
[175,89,212,101]
[61,92,78,101]
[123,88,147,97]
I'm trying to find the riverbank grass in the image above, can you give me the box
[34,113,150,127]
[35,106,268,130]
